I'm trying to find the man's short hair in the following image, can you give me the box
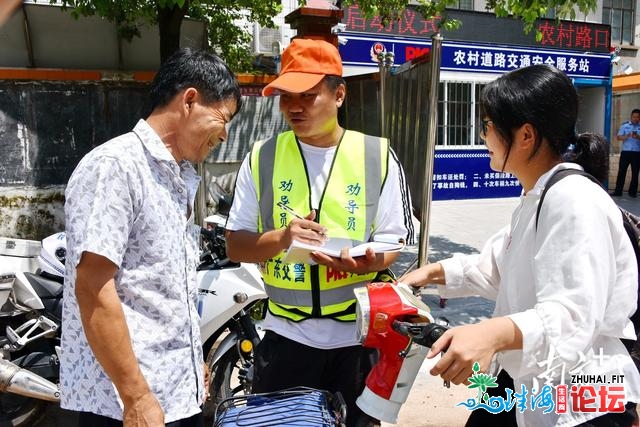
[149,48,242,115]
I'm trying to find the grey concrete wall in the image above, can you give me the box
[0,80,149,239]
[0,81,150,187]
[0,80,288,240]
[1,3,207,70]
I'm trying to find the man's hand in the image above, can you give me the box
[311,246,381,275]
[226,212,327,264]
[283,209,328,248]
[75,252,161,425]
[123,391,164,427]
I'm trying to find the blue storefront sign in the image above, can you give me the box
[340,33,611,80]
[433,149,522,200]
[340,34,608,200]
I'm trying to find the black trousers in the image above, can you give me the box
[465,370,637,427]
[614,151,640,197]
[76,411,203,427]
[252,330,378,427]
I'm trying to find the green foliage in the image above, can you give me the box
[192,0,282,72]
[339,0,595,35]
[340,0,408,26]
[51,0,156,41]
[485,0,597,34]
[49,0,281,70]
[48,0,598,71]
[340,0,462,31]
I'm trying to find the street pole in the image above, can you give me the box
[378,51,394,137]
[418,33,443,267]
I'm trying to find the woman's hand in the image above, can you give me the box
[399,262,446,287]
[427,317,522,385]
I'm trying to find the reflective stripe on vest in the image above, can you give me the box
[250,130,389,321]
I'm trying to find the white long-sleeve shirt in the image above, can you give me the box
[440,163,640,427]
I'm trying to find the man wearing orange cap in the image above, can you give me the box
[225,38,415,427]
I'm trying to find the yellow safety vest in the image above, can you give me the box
[250,130,389,322]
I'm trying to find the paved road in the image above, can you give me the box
[379,197,517,427]
[382,194,640,427]
[38,194,640,426]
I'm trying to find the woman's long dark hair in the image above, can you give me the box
[480,64,607,177]
[562,133,609,182]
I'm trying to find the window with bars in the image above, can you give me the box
[448,0,473,10]
[436,81,487,147]
[603,0,635,46]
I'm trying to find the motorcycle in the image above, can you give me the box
[0,194,267,426]
[197,209,266,420]
[0,232,64,427]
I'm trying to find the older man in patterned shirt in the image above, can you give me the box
[60,48,241,427]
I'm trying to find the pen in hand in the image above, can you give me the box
[277,202,327,238]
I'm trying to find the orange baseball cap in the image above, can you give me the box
[262,38,343,96]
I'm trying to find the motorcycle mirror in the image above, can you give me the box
[217,196,232,216]
[208,181,233,217]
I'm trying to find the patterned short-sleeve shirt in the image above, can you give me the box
[60,119,203,422]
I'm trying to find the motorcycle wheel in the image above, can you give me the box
[0,394,47,427]
[203,345,252,422]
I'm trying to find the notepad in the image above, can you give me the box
[282,236,405,264]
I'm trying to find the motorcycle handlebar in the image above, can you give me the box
[392,320,448,348]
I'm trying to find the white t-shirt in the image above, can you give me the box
[226,138,415,349]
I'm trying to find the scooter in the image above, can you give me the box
[354,281,449,424]
[0,200,266,426]
[210,282,449,427]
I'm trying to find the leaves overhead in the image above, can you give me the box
[340,0,597,34]
[486,0,597,34]
[50,0,281,70]
[339,0,461,31]
[49,0,599,71]
[189,0,282,72]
